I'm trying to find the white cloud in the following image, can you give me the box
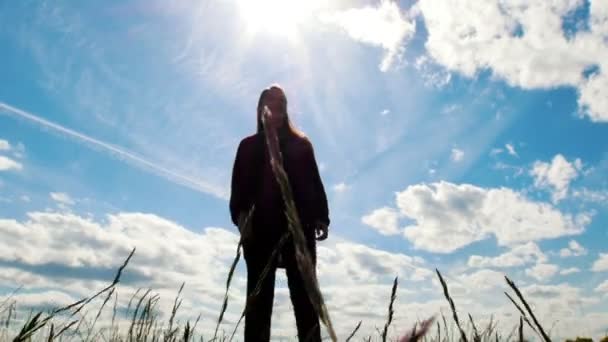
[572,188,608,205]
[592,253,608,272]
[20,195,31,202]
[531,154,582,203]
[380,109,390,116]
[0,139,10,151]
[414,55,452,88]
[394,181,587,253]
[505,143,518,157]
[319,0,416,71]
[0,210,246,336]
[0,155,23,171]
[525,263,559,282]
[333,182,350,193]
[50,192,76,206]
[361,207,400,235]
[559,240,587,258]
[318,242,432,283]
[468,242,547,268]
[450,148,464,162]
[12,142,25,159]
[595,280,608,293]
[0,209,439,339]
[417,0,608,122]
[0,212,239,273]
[560,267,581,275]
[490,148,503,156]
[457,269,505,291]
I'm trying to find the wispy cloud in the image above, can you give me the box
[505,143,518,157]
[0,139,10,151]
[50,192,75,206]
[0,102,228,199]
[332,182,351,193]
[450,148,464,162]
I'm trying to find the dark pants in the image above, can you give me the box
[243,231,320,342]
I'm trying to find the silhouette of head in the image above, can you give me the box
[257,84,288,132]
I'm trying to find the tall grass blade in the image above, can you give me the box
[518,317,523,342]
[504,292,538,337]
[504,276,551,342]
[345,321,362,342]
[381,277,398,342]
[214,206,254,340]
[435,269,467,342]
[468,313,480,342]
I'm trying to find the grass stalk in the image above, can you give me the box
[435,269,467,342]
[504,276,550,342]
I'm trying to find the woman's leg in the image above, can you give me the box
[284,239,321,342]
[244,245,277,342]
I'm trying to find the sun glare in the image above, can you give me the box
[237,0,325,39]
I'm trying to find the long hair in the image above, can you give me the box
[256,84,304,138]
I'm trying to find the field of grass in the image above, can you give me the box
[1,250,606,341]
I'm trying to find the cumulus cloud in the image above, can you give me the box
[591,253,608,272]
[318,242,432,284]
[320,0,416,71]
[457,269,505,291]
[361,207,400,235]
[0,209,438,339]
[392,181,587,253]
[559,240,587,258]
[531,154,582,203]
[0,155,23,171]
[468,242,547,268]
[525,263,559,282]
[450,148,465,162]
[416,0,608,122]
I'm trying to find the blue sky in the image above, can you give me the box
[1,0,608,339]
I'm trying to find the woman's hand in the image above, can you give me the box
[315,221,328,241]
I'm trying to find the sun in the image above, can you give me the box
[237,0,325,39]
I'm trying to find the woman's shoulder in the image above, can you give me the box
[235,134,261,159]
[288,133,313,154]
[239,133,260,148]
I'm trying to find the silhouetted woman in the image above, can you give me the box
[229,85,329,342]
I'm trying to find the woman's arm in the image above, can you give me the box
[304,139,330,228]
[229,139,248,227]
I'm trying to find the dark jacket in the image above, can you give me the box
[229,131,330,239]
